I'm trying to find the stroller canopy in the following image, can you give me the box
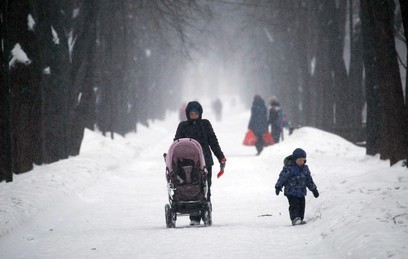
[166,138,207,173]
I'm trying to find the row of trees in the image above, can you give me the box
[1,0,407,182]
[233,0,407,165]
[1,0,210,182]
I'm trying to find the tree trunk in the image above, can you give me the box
[331,1,351,128]
[399,0,408,165]
[0,0,13,182]
[67,0,99,155]
[348,0,365,134]
[8,0,42,174]
[314,1,335,130]
[361,0,383,156]
[361,0,408,164]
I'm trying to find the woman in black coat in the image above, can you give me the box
[248,95,268,155]
[174,101,226,225]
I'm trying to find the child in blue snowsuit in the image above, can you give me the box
[275,148,319,225]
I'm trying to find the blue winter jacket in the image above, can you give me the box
[275,155,317,197]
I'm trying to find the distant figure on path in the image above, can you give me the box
[179,102,187,121]
[248,95,268,155]
[268,96,284,143]
[212,98,223,122]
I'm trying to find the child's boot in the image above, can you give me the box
[292,217,301,225]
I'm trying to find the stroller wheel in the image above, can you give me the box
[165,204,175,228]
[202,202,212,226]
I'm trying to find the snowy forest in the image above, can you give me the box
[1,0,407,183]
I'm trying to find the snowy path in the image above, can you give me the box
[1,100,407,258]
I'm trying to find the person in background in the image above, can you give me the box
[275,148,319,226]
[212,98,223,122]
[268,96,283,143]
[179,102,187,121]
[248,95,268,155]
[174,100,226,226]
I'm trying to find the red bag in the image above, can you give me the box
[262,131,275,146]
[243,130,257,146]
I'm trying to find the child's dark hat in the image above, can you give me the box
[292,148,306,161]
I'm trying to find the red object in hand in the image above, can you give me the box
[243,130,257,146]
[217,170,224,178]
[262,131,275,146]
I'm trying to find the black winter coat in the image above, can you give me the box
[248,96,268,135]
[174,101,224,167]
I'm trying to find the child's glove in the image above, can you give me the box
[275,187,282,196]
[312,189,319,198]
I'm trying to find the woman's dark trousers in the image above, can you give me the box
[190,166,212,222]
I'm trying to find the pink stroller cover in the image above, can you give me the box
[165,138,207,174]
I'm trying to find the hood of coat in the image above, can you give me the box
[185,101,203,120]
[283,155,293,166]
[284,154,307,168]
[253,95,266,107]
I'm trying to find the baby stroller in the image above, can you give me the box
[163,138,212,228]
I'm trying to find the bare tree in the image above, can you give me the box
[1,0,214,182]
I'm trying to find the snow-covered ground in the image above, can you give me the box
[1,97,407,259]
